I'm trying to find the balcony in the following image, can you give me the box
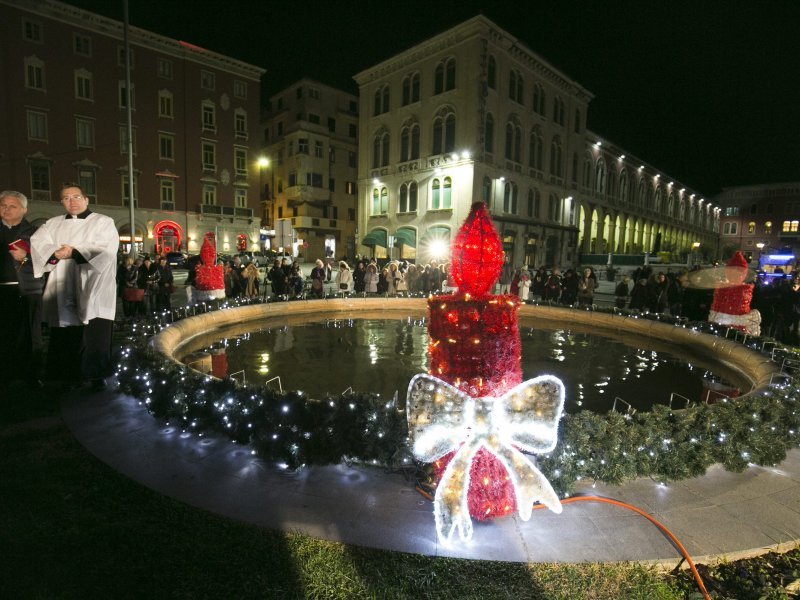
[198,204,253,219]
[291,216,340,231]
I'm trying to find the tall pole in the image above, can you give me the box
[124,0,137,259]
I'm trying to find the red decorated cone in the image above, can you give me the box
[450,202,504,297]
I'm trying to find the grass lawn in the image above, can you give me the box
[2,381,797,599]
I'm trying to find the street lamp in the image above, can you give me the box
[691,241,701,267]
[756,242,765,267]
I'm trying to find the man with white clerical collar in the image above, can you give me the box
[30,183,119,391]
[0,190,43,386]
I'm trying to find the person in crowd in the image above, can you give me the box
[376,266,388,294]
[120,256,139,319]
[543,267,562,303]
[30,183,118,390]
[138,256,161,313]
[532,266,547,301]
[519,268,532,301]
[561,269,578,305]
[628,278,649,311]
[417,265,430,294]
[335,260,353,292]
[614,275,630,309]
[267,258,287,300]
[428,262,444,293]
[156,256,174,312]
[387,262,403,296]
[667,272,685,317]
[184,254,200,305]
[353,260,366,294]
[576,267,597,306]
[364,262,379,294]
[1,190,44,384]
[310,259,326,298]
[647,272,669,313]
[289,261,304,298]
[242,261,260,298]
[510,268,521,296]
[498,255,514,294]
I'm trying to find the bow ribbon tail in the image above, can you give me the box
[435,441,479,543]
[486,440,562,521]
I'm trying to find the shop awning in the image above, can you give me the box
[362,229,387,247]
[394,228,416,248]
[420,226,451,244]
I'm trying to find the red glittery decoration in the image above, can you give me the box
[711,284,753,316]
[195,236,225,291]
[427,203,520,521]
[450,202,504,297]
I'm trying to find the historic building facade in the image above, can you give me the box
[353,16,719,267]
[260,79,360,260]
[716,182,800,262]
[0,0,264,257]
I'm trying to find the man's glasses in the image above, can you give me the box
[62,195,84,201]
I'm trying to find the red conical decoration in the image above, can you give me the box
[450,202,503,297]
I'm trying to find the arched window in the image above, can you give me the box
[549,135,562,177]
[431,177,452,210]
[400,122,420,161]
[505,119,522,163]
[533,83,545,115]
[583,155,593,188]
[432,109,455,155]
[399,183,417,213]
[380,187,388,213]
[434,58,456,94]
[484,114,494,154]
[553,96,565,125]
[487,55,496,89]
[527,188,541,218]
[503,181,518,214]
[442,176,452,209]
[548,193,561,222]
[654,187,662,212]
[528,127,543,170]
[371,187,381,214]
[619,170,628,203]
[667,192,675,216]
[408,182,418,212]
[373,84,389,116]
[401,72,420,106]
[638,177,646,207]
[509,69,523,104]
[595,159,606,194]
[372,131,390,167]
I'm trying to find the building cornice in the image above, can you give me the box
[2,0,265,80]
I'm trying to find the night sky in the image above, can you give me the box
[65,0,800,197]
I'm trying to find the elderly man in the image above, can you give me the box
[31,183,118,390]
[0,190,43,385]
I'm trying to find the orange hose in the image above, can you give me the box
[533,495,710,599]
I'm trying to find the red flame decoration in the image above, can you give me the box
[450,202,503,297]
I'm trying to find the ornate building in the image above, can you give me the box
[260,79,359,260]
[353,16,719,267]
[716,182,800,262]
[0,0,264,257]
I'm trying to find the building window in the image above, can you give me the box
[201,70,215,90]
[202,185,216,205]
[431,177,452,210]
[118,81,135,109]
[202,101,215,131]
[26,110,47,142]
[549,194,561,222]
[533,83,545,116]
[402,72,420,105]
[372,131,390,168]
[482,177,491,203]
[306,172,323,188]
[235,188,247,208]
[22,19,43,43]
[117,46,134,68]
[233,79,247,99]
[528,188,541,218]
[782,220,798,233]
[159,133,174,160]
[157,58,173,79]
[553,97,565,126]
[504,121,522,163]
[160,179,174,208]
[308,87,320,99]
[346,181,357,195]
[723,222,739,235]
[487,56,496,89]
[399,182,418,213]
[348,151,357,168]
[74,69,93,100]
[121,174,138,206]
[315,140,324,158]
[30,162,50,198]
[371,187,388,215]
[595,159,607,195]
[78,168,96,202]
[725,206,740,216]
[509,69,524,104]
[73,33,91,56]
[119,126,137,155]
[432,110,455,155]
[434,58,456,94]
[400,123,420,161]
[328,146,335,163]
[308,113,320,125]
[234,109,247,139]
[528,127,543,171]
[76,118,95,149]
[484,114,494,154]
[747,221,756,234]
[348,123,357,138]
[159,90,173,118]
[298,138,309,154]
[373,84,390,116]
[765,221,772,234]
[328,117,336,133]
[503,182,518,214]
[202,142,216,170]
[549,136,563,177]
[619,170,628,203]
[24,56,45,91]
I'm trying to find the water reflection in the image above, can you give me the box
[181,319,741,414]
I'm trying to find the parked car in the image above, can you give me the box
[238,251,270,267]
[165,251,187,268]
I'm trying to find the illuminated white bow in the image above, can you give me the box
[406,373,565,544]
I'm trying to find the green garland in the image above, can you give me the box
[115,309,800,497]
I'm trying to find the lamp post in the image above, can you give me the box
[756,242,765,268]
[691,241,700,267]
